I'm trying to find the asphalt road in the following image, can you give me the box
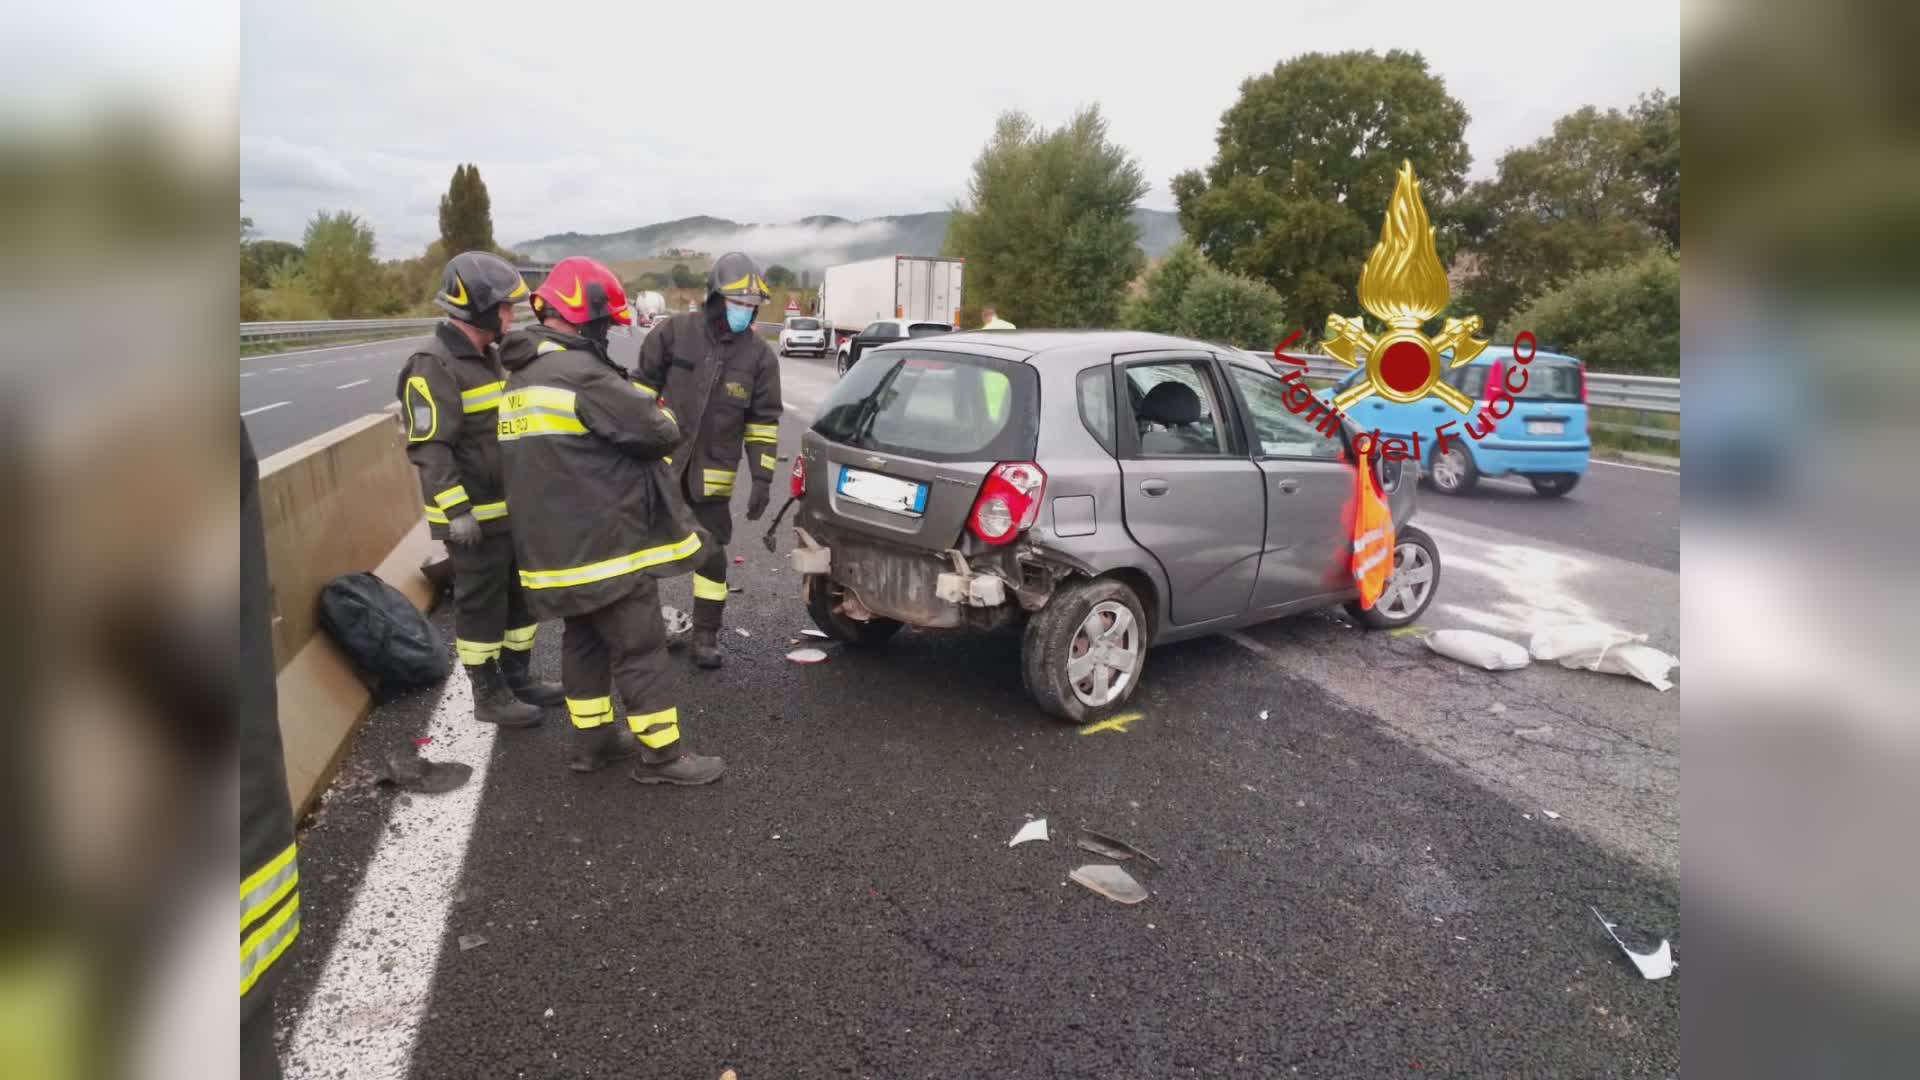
[267,349,1680,1078]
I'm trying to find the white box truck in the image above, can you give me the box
[819,255,964,349]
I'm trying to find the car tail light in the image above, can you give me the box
[790,454,806,497]
[968,462,1046,545]
[1578,361,1588,403]
[1485,357,1505,407]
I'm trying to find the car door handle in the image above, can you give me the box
[1275,478,1300,494]
[1138,479,1170,497]
[1432,404,1446,413]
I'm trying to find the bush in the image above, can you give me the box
[1123,241,1287,348]
[1507,250,1678,375]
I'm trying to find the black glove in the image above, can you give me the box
[446,512,482,547]
[746,478,772,521]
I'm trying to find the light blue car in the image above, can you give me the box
[1325,346,1591,497]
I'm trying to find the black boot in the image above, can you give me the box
[568,724,642,773]
[629,744,727,786]
[466,660,543,728]
[690,627,724,670]
[498,649,564,707]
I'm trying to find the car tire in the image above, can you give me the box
[1428,443,1479,495]
[1344,525,1441,629]
[837,350,851,377]
[1021,577,1149,725]
[804,576,903,645]
[1529,473,1580,497]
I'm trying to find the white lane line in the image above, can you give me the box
[336,378,371,390]
[1593,458,1679,476]
[269,367,290,374]
[287,671,495,1079]
[244,335,430,362]
[240,371,257,378]
[240,401,290,417]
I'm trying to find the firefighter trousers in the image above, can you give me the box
[560,577,682,754]
[689,499,734,631]
[451,533,539,668]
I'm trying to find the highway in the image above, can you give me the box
[261,341,1680,1077]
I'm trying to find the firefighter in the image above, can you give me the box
[396,251,561,729]
[496,256,725,783]
[242,422,297,1078]
[635,252,782,669]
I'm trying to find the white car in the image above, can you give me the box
[778,315,829,357]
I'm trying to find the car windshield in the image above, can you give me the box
[812,351,1037,462]
[1459,358,1583,403]
[788,318,820,330]
[906,323,953,338]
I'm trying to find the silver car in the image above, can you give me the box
[786,330,1439,723]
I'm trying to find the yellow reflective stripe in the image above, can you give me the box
[536,340,567,354]
[744,423,778,442]
[471,501,509,521]
[498,386,586,440]
[759,453,777,472]
[519,532,703,591]
[239,893,300,996]
[424,505,448,524]
[461,380,505,413]
[503,624,537,650]
[240,843,298,929]
[718,273,753,293]
[566,696,615,728]
[433,485,469,510]
[663,455,673,465]
[660,405,677,425]
[692,574,728,601]
[630,706,680,747]
[630,381,657,398]
[405,376,438,442]
[456,638,502,665]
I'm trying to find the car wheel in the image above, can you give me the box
[804,576,903,645]
[1021,577,1148,724]
[837,351,851,377]
[1529,473,1580,497]
[1428,444,1479,495]
[1345,525,1441,629]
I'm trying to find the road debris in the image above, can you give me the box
[1543,810,1562,820]
[543,1008,555,1019]
[458,933,487,951]
[801,628,829,639]
[1076,829,1161,866]
[1071,864,1148,905]
[1425,629,1531,670]
[1009,818,1049,847]
[735,627,751,638]
[1589,905,1676,980]
[1487,702,1506,715]
[1257,709,1270,721]
[378,749,472,794]
[786,647,829,664]
[1530,624,1678,691]
[733,555,746,564]
[662,606,693,650]
[728,585,745,594]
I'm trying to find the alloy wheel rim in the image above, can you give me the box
[1066,600,1140,708]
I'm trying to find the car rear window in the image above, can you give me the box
[812,351,1038,462]
[1458,358,1583,403]
[906,322,953,338]
[788,318,820,330]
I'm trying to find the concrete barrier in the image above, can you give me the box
[259,408,441,814]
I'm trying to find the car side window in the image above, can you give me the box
[1229,366,1342,460]
[860,322,882,337]
[1123,360,1229,457]
[1454,365,1488,399]
[1077,365,1116,455]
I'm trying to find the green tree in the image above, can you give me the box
[241,239,303,289]
[1124,241,1287,348]
[636,271,670,291]
[1173,50,1470,334]
[944,106,1148,327]
[437,163,496,255]
[1630,91,1681,248]
[1455,98,1673,330]
[302,210,379,318]
[765,263,795,288]
[1507,250,1678,375]
[670,262,700,289]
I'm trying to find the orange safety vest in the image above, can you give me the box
[1349,458,1395,609]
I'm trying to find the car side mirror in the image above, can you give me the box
[1377,453,1405,493]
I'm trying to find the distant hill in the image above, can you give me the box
[516,208,1183,271]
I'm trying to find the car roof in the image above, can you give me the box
[928,328,1228,360]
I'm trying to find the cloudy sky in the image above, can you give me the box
[241,0,1679,256]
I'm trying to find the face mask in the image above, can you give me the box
[724,304,756,334]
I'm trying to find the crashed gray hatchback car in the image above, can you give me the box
[786,330,1438,723]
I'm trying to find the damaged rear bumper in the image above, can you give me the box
[788,522,1080,630]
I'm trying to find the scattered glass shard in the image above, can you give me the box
[379,749,472,794]
[1009,818,1049,847]
[1589,905,1676,980]
[1076,829,1161,866]
[457,933,487,951]
[786,647,829,664]
[1071,864,1148,905]
[801,629,830,639]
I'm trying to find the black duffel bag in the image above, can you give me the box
[316,572,450,698]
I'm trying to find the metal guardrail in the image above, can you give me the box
[242,318,440,345]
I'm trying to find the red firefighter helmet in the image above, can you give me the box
[531,256,632,327]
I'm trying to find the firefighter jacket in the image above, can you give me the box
[396,322,512,539]
[495,324,708,620]
[635,304,782,505]
[241,423,299,1012]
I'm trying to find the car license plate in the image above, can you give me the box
[837,466,928,515]
[1526,420,1565,435]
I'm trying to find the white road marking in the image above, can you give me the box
[269,368,290,374]
[336,378,371,390]
[1593,458,1679,476]
[244,335,431,362]
[240,371,256,378]
[241,401,290,417]
[286,670,496,1080]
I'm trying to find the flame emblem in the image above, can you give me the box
[1323,161,1487,413]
